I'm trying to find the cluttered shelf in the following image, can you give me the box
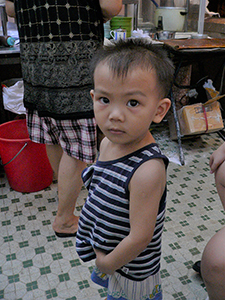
[0,46,21,124]
[163,38,225,165]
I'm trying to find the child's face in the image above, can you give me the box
[91,63,170,148]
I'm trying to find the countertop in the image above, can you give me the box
[163,38,225,51]
[0,45,20,55]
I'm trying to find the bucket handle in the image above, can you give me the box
[2,142,28,167]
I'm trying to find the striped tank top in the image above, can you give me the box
[76,143,169,281]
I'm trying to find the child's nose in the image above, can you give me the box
[109,106,124,122]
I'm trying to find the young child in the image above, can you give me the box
[76,39,174,300]
[201,141,225,300]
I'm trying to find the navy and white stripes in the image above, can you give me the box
[76,143,169,281]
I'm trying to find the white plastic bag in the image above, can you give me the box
[2,80,25,114]
[131,29,153,42]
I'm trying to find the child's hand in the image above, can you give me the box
[94,248,114,275]
[209,142,225,174]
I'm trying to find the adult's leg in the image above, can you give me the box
[201,226,225,300]
[201,161,225,300]
[52,151,86,234]
[214,160,225,210]
[46,144,63,179]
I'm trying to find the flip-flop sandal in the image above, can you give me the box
[192,260,201,276]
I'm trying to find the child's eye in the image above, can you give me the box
[99,97,110,104]
[127,100,139,107]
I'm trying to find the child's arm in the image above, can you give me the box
[99,0,122,22]
[94,158,167,275]
[209,142,225,174]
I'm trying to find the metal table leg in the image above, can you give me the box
[169,58,185,165]
[123,0,139,30]
[171,92,185,165]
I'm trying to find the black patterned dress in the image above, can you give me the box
[14,0,104,120]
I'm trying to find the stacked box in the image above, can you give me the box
[178,101,224,136]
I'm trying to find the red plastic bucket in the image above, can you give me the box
[0,119,53,192]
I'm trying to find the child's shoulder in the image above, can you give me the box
[130,144,168,184]
[130,153,167,193]
[135,143,168,166]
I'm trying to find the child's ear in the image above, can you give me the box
[90,89,94,101]
[153,98,171,123]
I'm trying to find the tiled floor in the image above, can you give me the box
[1,122,225,300]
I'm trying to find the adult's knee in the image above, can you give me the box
[201,227,225,285]
[215,161,225,189]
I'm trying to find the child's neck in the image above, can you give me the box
[99,133,155,161]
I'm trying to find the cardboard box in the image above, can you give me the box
[178,101,224,136]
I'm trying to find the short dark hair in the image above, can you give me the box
[90,39,175,98]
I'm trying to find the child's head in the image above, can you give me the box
[90,39,174,99]
[90,39,174,149]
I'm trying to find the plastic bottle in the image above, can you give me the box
[0,36,16,47]
[157,16,163,31]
